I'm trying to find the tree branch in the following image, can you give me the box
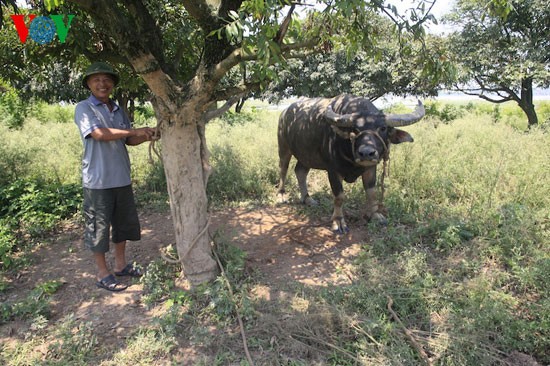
[120,0,172,75]
[68,0,180,110]
[210,39,319,82]
[453,84,513,103]
[477,94,513,103]
[274,4,296,45]
[130,52,181,111]
[201,96,242,122]
[180,0,219,30]
[497,82,521,103]
[211,82,261,102]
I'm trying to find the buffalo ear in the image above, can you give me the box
[388,128,414,144]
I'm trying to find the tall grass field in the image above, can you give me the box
[0,99,548,365]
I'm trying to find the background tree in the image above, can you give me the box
[263,30,450,102]
[0,0,16,28]
[3,0,438,285]
[445,0,550,128]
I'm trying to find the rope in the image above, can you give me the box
[181,217,210,260]
[212,244,255,366]
[349,130,390,212]
[159,217,255,364]
[148,120,163,164]
[379,148,390,204]
[160,217,211,264]
[160,245,180,264]
[387,295,433,365]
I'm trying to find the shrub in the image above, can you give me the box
[29,102,75,124]
[0,179,81,267]
[0,80,28,129]
[424,100,465,123]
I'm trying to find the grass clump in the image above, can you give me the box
[99,329,175,366]
[206,108,280,206]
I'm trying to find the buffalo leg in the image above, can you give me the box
[295,161,317,206]
[277,146,292,203]
[361,168,387,224]
[328,171,348,233]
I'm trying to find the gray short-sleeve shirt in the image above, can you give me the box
[74,95,132,189]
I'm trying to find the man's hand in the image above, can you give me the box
[133,127,160,141]
[126,127,160,146]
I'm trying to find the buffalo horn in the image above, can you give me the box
[384,100,425,127]
[324,105,356,128]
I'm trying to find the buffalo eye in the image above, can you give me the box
[378,126,387,133]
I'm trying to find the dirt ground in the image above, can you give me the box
[1,206,541,365]
[0,205,370,363]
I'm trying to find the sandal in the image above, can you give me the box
[114,263,143,277]
[96,274,128,292]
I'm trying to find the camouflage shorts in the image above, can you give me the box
[82,185,141,253]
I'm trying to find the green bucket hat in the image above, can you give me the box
[82,62,120,89]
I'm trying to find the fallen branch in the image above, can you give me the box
[387,295,433,366]
[291,333,361,363]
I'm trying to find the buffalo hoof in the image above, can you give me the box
[331,218,349,234]
[371,212,388,226]
[332,226,350,235]
[303,196,318,206]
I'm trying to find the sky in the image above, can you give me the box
[396,0,455,16]
[390,0,457,34]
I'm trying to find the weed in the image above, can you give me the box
[0,178,81,267]
[491,104,502,123]
[133,103,156,126]
[219,109,255,126]
[195,234,256,325]
[139,258,180,307]
[46,313,97,364]
[0,280,62,323]
[29,101,75,124]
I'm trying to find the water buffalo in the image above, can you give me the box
[277,94,425,233]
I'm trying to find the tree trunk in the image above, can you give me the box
[519,78,538,129]
[117,94,129,120]
[160,114,219,285]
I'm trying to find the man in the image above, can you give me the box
[74,62,159,291]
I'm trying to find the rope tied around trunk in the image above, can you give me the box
[148,119,163,164]
[160,216,255,365]
[160,216,210,264]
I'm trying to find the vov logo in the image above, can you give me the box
[11,14,75,44]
